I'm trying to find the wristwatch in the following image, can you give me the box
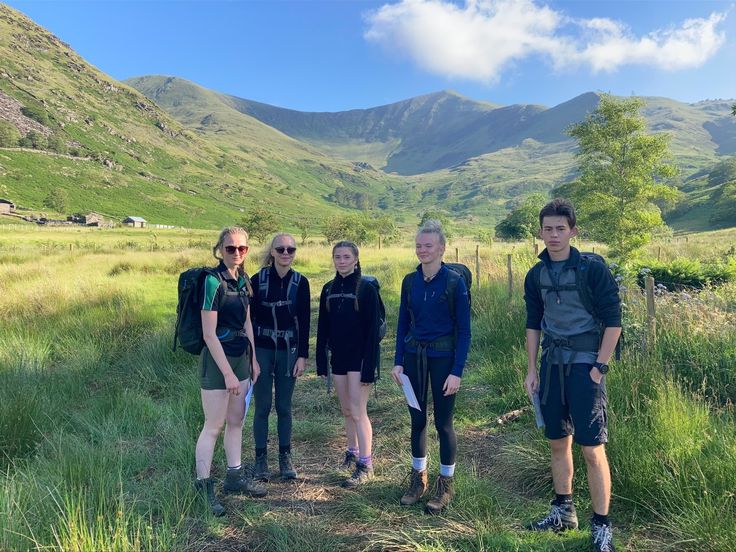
[592,362,609,375]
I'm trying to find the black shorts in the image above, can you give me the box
[538,358,608,446]
[330,362,361,376]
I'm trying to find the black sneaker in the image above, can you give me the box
[527,501,579,532]
[591,520,616,552]
[342,462,374,488]
[279,451,297,480]
[340,450,357,471]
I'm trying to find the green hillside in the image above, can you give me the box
[0,5,399,229]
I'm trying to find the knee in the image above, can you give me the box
[549,438,571,456]
[275,401,291,418]
[582,445,607,466]
[434,417,454,435]
[201,421,224,439]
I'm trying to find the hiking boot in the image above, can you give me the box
[279,451,297,480]
[591,519,616,552]
[340,450,357,471]
[425,475,455,514]
[195,477,225,517]
[342,462,374,488]
[527,500,579,532]
[223,466,267,497]
[400,468,428,506]
[253,452,272,482]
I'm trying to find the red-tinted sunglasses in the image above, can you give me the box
[224,245,248,255]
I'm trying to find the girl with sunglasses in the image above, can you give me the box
[316,241,381,487]
[195,226,267,517]
[250,233,311,482]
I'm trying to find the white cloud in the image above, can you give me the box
[364,0,727,82]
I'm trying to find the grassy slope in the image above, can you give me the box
[0,6,400,228]
[1,226,735,551]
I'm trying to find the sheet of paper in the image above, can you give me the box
[532,392,545,428]
[242,379,254,424]
[399,373,421,411]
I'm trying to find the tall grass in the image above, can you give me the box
[0,226,734,550]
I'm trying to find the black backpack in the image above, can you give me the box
[402,262,472,325]
[173,267,220,355]
[530,252,621,359]
[325,275,387,341]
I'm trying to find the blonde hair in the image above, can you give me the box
[212,226,253,295]
[417,219,446,246]
[260,233,296,268]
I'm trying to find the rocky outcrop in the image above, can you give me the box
[0,90,51,137]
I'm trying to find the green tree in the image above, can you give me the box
[240,206,279,244]
[293,215,314,245]
[418,209,455,241]
[20,105,49,126]
[566,94,678,258]
[0,120,20,147]
[494,193,546,240]
[366,214,399,245]
[323,213,377,245]
[43,188,69,214]
[47,134,67,154]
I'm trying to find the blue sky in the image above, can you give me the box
[6,0,736,112]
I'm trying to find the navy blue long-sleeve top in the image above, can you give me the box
[394,264,472,377]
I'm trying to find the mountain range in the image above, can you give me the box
[1,3,735,233]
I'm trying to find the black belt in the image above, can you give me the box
[541,332,600,406]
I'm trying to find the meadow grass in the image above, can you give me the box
[0,226,734,551]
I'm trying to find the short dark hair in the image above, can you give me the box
[539,198,576,229]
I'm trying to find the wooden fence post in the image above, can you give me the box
[475,245,480,290]
[378,235,382,250]
[455,247,459,263]
[645,276,656,351]
[507,254,513,298]
[657,246,661,261]
[534,243,539,256]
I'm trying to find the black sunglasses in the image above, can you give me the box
[274,246,297,254]
[224,245,248,255]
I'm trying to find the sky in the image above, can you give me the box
[5,0,736,112]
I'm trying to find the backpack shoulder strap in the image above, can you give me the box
[445,267,461,323]
[576,255,597,317]
[286,270,302,317]
[530,261,545,302]
[257,267,270,301]
[401,273,415,328]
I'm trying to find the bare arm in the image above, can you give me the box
[524,329,542,397]
[589,326,622,383]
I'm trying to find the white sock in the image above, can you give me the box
[412,456,428,471]
[439,463,455,477]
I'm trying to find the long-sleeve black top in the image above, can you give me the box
[250,266,311,358]
[315,271,380,383]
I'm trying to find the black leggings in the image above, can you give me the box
[253,347,296,450]
[403,352,457,465]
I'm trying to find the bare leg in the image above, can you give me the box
[582,444,611,515]
[223,380,248,468]
[333,374,358,450]
[346,372,372,458]
[195,389,229,478]
[550,436,574,495]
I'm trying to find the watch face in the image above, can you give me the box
[598,363,609,374]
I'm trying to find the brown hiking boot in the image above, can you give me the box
[400,468,428,506]
[425,475,454,515]
[223,466,267,497]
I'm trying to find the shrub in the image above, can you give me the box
[0,120,20,147]
[635,257,736,289]
[20,105,50,126]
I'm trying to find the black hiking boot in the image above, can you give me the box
[340,450,357,471]
[253,452,272,482]
[425,475,455,514]
[342,462,374,488]
[591,519,616,552]
[527,500,579,532]
[195,477,225,517]
[400,468,428,506]
[279,451,297,480]
[223,466,267,497]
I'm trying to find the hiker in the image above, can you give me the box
[194,226,267,516]
[391,220,471,514]
[250,233,311,482]
[316,241,381,488]
[523,198,621,552]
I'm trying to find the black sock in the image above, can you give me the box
[554,493,573,505]
[255,447,267,457]
[592,512,610,526]
[279,445,291,454]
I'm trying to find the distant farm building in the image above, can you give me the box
[0,199,16,214]
[83,212,105,226]
[123,216,147,228]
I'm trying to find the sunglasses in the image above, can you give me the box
[224,245,248,255]
[274,246,297,255]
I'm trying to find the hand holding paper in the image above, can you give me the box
[399,373,421,411]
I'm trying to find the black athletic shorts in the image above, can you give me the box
[538,358,608,446]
